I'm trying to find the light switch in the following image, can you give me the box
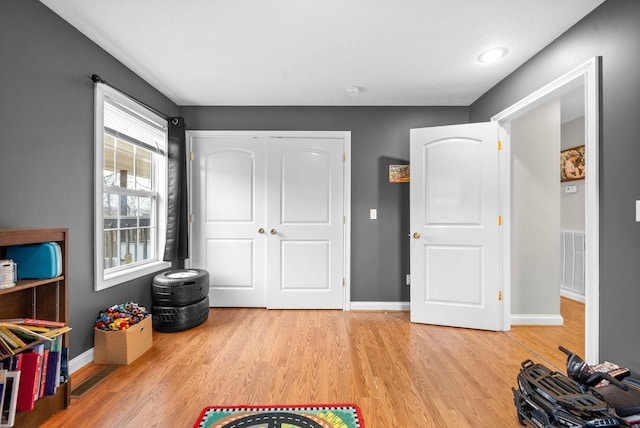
[370,209,377,220]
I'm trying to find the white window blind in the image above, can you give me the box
[104,97,167,154]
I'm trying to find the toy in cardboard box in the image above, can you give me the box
[94,302,152,365]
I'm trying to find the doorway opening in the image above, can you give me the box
[492,57,600,364]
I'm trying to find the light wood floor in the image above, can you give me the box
[506,297,585,372]
[41,298,584,428]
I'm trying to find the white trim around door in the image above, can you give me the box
[492,57,600,364]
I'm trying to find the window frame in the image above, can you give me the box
[94,84,170,291]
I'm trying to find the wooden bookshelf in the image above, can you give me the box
[0,228,70,426]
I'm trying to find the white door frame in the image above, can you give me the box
[492,57,600,364]
[185,130,352,311]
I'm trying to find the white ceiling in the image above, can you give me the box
[39,0,605,106]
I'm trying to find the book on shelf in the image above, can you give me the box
[44,349,59,396]
[39,350,48,399]
[0,322,71,351]
[0,371,19,428]
[44,336,63,396]
[0,338,14,358]
[43,326,72,339]
[0,355,22,372]
[0,370,5,422]
[29,344,48,400]
[0,319,66,328]
[0,324,51,344]
[59,347,69,385]
[0,328,26,350]
[15,352,40,412]
[18,325,49,333]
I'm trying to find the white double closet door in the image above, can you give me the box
[189,131,347,309]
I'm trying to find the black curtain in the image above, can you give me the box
[163,117,188,264]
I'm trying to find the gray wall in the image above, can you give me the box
[0,1,179,359]
[510,100,561,316]
[470,0,640,371]
[561,117,586,231]
[180,106,469,302]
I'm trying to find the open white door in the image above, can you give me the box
[410,122,502,330]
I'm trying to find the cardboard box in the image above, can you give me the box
[94,316,153,365]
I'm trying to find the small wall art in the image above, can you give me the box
[389,165,410,183]
[560,145,585,182]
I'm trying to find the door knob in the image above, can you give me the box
[413,232,421,239]
[270,229,277,235]
[258,228,265,234]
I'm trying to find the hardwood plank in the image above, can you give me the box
[40,304,584,428]
[504,297,585,371]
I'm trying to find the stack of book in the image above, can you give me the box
[0,319,71,427]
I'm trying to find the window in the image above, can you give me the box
[94,84,170,290]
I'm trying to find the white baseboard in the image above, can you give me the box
[560,289,586,303]
[511,314,564,325]
[350,304,564,326]
[69,348,94,375]
[350,301,409,311]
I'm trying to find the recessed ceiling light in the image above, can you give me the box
[478,47,508,63]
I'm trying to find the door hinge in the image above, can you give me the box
[190,213,194,223]
[343,152,346,161]
[343,216,346,224]
[498,140,502,151]
[342,278,345,287]
[498,215,502,226]
[190,151,194,161]
[498,291,503,301]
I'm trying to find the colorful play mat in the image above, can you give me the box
[193,404,364,428]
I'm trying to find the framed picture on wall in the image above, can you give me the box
[389,165,410,182]
[561,145,585,182]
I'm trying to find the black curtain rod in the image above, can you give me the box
[90,74,178,124]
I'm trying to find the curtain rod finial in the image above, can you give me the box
[90,74,104,84]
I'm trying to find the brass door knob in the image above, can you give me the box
[258,228,265,234]
[270,229,277,235]
[413,232,421,239]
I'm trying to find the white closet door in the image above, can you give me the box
[191,135,267,307]
[265,137,345,309]
[190,132,346,309]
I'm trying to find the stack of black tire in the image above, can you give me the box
[151,269,209,332]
